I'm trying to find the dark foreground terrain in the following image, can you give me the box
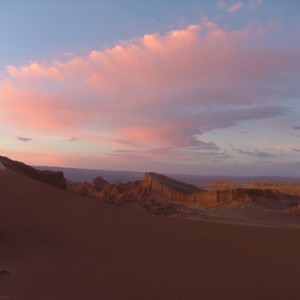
[1,169,300,300]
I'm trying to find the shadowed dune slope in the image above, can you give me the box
[1,170,300,300]
[0,156,66,190]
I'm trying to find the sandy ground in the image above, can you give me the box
[1,170,300,300]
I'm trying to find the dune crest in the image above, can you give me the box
[0,156,66,190]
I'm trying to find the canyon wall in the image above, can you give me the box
[144,172,297,209]
[144,172,254,207]
[70,171,299,211]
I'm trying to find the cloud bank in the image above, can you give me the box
[0,20,299,169]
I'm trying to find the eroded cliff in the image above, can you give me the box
[70,172,299,211]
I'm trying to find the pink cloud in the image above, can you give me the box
[0,80,85,133]
[217,1,263,12]
[0,20,299,167]
[227,2,244,13]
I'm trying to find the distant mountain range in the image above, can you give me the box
[37,166,300,187]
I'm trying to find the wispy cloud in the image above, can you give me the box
[227,2,244,13]
[17,136,33,143]
[237,149,278,159]
[217,0,263,12]
[68,137,79,142]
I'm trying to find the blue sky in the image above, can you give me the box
[0,0,300,175]
[1,0,299,68]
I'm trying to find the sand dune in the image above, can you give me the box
[1,169,300,299]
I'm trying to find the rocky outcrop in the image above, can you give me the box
[144,172,299,209]
[70,171,300,213]
[70,177,180,214]
[92,176,110,191]
[144,172,202,194]
[70,181,93,196]
[144,172,253,208]
[98,180,149,205]
[0,156,66,190]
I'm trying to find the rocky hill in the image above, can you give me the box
[69,172,300,214]
[0,156,66,190]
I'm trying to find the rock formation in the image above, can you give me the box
[70,178,149,204]
[70,172,300,212]
[0,156,67,190]
[69,181,92,196]
[92,176,110,191]
[144,172,293,209]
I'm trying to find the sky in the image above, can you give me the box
[0,0,300,176]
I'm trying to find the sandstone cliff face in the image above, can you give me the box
[144,172,254,208]
[0,156,66,190]
[144,172,202,194]
[144,172,299,209]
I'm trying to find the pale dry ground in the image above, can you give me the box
[1,170,300,300]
